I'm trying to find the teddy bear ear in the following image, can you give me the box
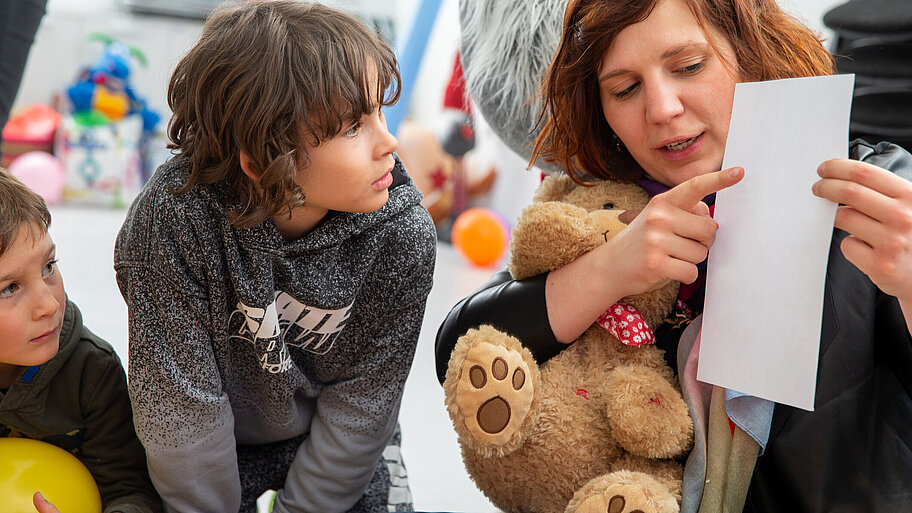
[533,174,579,203]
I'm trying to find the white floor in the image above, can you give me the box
[48,204,502,513]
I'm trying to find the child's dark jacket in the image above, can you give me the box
[0,300,162,513]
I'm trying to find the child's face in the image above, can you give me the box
[0,225,65,377]
[295,104,399,217]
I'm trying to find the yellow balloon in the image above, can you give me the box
[0,437,102,513]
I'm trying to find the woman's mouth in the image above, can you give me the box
[664,136,699,151]
[657,133,705,162]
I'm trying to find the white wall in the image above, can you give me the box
[16,0,848,131]
[15,0,846,227]
[392,0,848,226]
[781,0,845,45]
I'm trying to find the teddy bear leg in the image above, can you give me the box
[565,470,679,513]
[605,365,694,459]
[444,325,540,456]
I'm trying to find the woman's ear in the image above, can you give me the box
[239,151,260,182]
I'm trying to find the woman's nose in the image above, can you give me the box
[644,81,684,125]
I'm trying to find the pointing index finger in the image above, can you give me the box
[665,167,744,209]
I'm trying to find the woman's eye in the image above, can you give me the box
[0,282,19,297]
[677,61,705,74]
[614,82,638,99]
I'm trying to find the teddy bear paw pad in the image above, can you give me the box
[573,485,655,513]
[455,342,535,445]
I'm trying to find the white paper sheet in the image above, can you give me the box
[697,74,855,411]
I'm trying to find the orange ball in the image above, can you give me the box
[451,208,509,267]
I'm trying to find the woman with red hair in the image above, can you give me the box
[437,0,912,511]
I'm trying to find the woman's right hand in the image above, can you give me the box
[605,166,744,299]
[546,166,743,343]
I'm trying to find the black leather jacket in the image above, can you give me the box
[435,140,912,512]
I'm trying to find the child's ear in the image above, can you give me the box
[239,151,261,182]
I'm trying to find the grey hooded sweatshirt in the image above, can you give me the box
[114,155,436,513]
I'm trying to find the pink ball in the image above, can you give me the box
[8,151,66,205]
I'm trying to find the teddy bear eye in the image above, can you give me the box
[602,202,615,210]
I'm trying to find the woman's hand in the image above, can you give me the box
[546,166,743,343]
[814,158,912,304]
[605,166,744,299]
[33,492,62,513]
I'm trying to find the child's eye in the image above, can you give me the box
[0,282,19,298]
[43,259,58,277]
[344,122,362,137]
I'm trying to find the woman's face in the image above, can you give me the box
[598,0,738,187]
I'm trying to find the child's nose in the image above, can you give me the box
[373,111,398,158]
[382,130,399,156]
[32,285,60,320]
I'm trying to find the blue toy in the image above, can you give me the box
[65,33,160,132]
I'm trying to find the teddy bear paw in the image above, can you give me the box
[451,339,537,453]
[566,471,678,513]
[571,486,657,513]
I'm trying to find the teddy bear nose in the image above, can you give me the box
[618,209,641,225]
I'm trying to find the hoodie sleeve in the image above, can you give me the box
[76,343,163,513]
[274,205,436,513]
[115,194,242,513]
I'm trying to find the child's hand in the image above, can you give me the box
[33,492,62,513]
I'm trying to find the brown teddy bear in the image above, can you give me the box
[443,175,694,513]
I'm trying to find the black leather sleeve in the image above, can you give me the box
[849,139,912,181]
[434,269,563,384]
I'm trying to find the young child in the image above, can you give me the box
[0,169,162,513]
[114,2,437,512]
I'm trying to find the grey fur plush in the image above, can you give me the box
[458,0,566,174]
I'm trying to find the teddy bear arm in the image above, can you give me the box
[604,365,694,459]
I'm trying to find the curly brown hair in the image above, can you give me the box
[168,0,400,227]
[0,168,51,258]
[531,0,836,184]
